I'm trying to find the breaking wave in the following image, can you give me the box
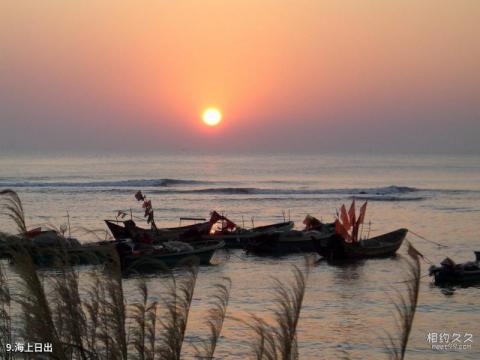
[152,185,421,196]
[1,180,476,202]
[0,178,211,188]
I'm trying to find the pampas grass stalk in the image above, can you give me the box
[246,314,278,360]
[157,266,198,360]
[50,266,92,359]
[271,264,309,360]
[104,259,128,360]
[0,262,13,359]
[239,259,311,360]
[12,242,66,359]
[194,277,231,359]
[0,190,65,358]
[83,272,102,357]
[385,249,421,360]
[0,190,27,234]
[131,278,159,360]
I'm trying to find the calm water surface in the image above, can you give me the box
[0,153,479,359]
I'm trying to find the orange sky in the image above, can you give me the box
[1,0,479,153]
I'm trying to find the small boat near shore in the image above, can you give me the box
[116,240,225,272]
[243,229,325,254]
[314,228,408,261]
[429,252,480,286]
[243,218,334,254]
[205,215,295,248]
[1,233,116,267]
[312,200,407,261]
[105,218,213,242]
[106,191,215,242]
[1,226,224,271]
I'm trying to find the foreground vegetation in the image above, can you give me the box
[0,189,421,359]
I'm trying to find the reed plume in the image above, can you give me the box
[0,189,65,358]
[272,264,309,360]
[240,259,311,360]
[11,242,66,359]
[50,267,88,358]
[82,271,103,357]
[157,266,198,360]
[245,314,278,360]
[105,257,129,360]
[0,189,26,234]
[194,277,231,359]
[385,245,421,360]
[0,262,13,360]
[130,278,159,360]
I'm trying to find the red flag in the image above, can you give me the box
[142,200,152,209]
[356,201,367,227]
[209,211,224,223]
[224,219,237,230]
[348,199,356,227]
[335,219,351,242]
[351,201,367,242]
[134,190,144,201]
[340,204,351,231]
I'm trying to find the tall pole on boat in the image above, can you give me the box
[66,209,71,238]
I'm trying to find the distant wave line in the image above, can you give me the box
[0,178,212,188]
[0,180,478,197]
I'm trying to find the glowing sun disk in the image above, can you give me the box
[203,108,222,126]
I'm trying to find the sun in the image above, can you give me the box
[202,107,222,126]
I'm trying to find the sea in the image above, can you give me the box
[0,153,479,359]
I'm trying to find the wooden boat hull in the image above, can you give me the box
[204,221,295,248]
[7,241,117,267]
[118,240,224,272]
[0,230,67,259]
[314,228,408,261]
[244,229,324,254]
[7,238,224,271]
[105,220,212,242]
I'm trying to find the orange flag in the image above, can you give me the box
[134,190,144,201]
[335,219,351,242]
[356,201,368,227]
[340,204,351,231]
[352,201,367,242]
[348,199,356,227]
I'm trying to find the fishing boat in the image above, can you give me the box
[243,219,334,254]
[203,211,294,248]
[2,232,117,267]
[116,240,224,272]
[243,229,325,254]
[27,241,116,267]
[106,190,215,242]
[312,201,407,261]
[3,228,224,271]
[429,252,480,286]
[105,218,213,242]
[314,228,407,260]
